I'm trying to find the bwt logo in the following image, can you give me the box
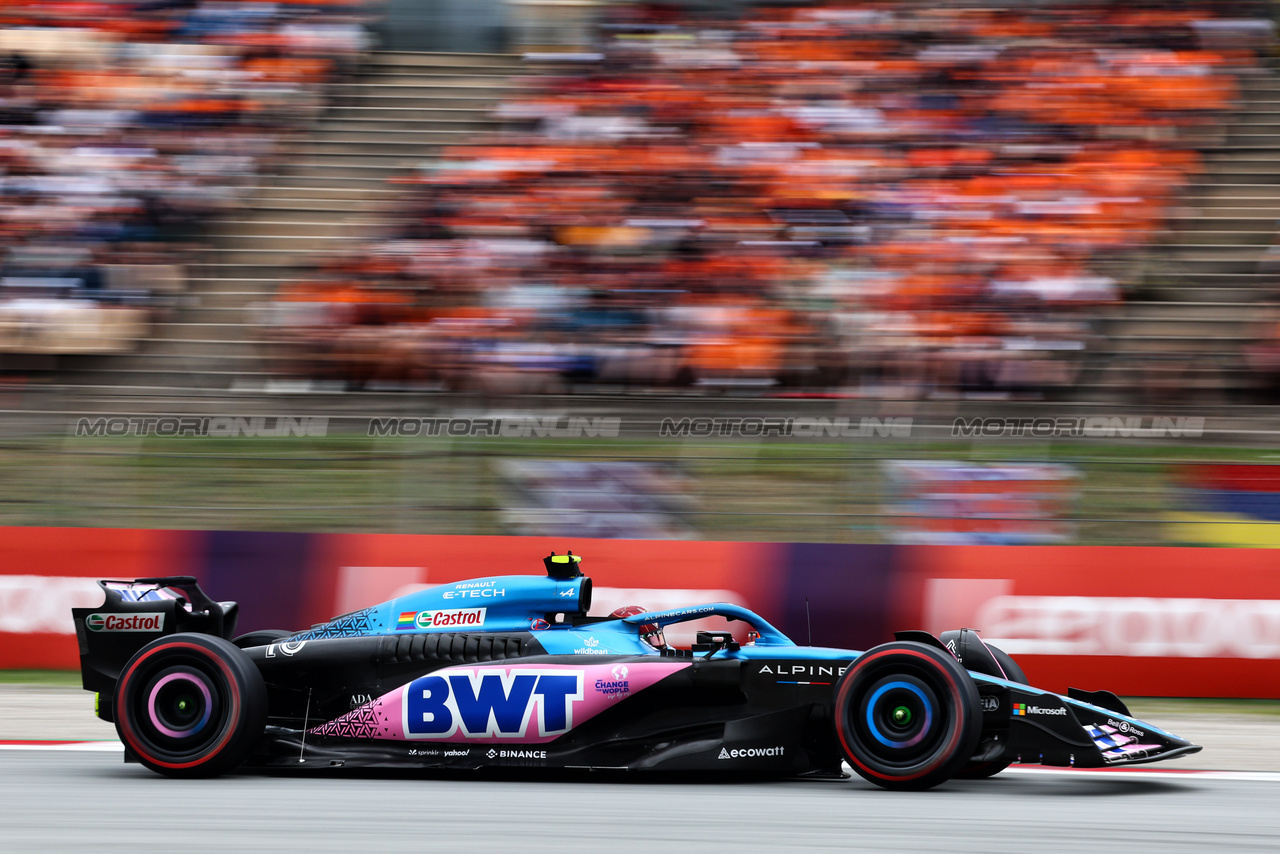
[404,669,584,739]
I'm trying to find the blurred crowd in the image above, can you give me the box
[270,1,1264,398]
[0,0,369,357]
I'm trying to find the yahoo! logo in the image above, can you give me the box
[404,669,584,739]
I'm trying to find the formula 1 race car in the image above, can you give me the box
[72,553,1201,789]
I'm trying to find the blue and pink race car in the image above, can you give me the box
[72,552,1200,789]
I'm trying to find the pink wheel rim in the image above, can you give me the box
[147,673,213,738]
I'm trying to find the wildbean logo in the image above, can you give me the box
[85,613,164,633]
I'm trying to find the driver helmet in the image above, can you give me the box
[610,605,666,650]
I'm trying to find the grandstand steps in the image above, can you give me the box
[334,74,525,87]
[261,173,420,191]
[318,114,502,129]
[323,99,511,111]
[247,198,395,214]
[262,158,432,173]
[296,133,484,149]
[1186,182,1280,198]
[209,219,385,241]
[1084,67,1280,399]
[1170,229,1275,245]
[334,95,518,110]
[1105,320,1255,344]
[363,52,522,69]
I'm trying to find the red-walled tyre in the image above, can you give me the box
[114,633,267,778]
[835,642,982,791]
[955,644,1026,780]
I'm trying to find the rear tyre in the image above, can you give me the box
[114,633,267,778]
[955,643,1026,779]
[835,642,982,791]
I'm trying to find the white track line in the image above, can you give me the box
[1002,766,1280,782]
[0,741,122,752]
[3,744,1278,781]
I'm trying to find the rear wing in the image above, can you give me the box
[71,576,239,722]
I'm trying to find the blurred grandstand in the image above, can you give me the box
[0,0,1271,403]
[259,1,1272,403]
[0,0,1278,546]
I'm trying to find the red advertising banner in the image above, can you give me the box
[2,525,1277,699]
[892,545,1280,698]
[0,527,199,669]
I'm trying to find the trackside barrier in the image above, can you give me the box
[0,527,1275,698]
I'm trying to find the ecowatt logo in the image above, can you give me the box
[85,613,165,633]
[718,746,785,759]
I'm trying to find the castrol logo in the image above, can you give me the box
[415,608,486,630]
[85,613,165,633]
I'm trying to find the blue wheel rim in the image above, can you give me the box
[866,680,933,748]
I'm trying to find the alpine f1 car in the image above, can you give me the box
[72,553,1201,789]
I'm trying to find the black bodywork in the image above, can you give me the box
[71,563,1202,785]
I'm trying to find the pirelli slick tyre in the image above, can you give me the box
[955,644,1027,780]
[835,641,982,791]
[114,633,267,778]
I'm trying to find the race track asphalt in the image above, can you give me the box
[2,749,1278,854]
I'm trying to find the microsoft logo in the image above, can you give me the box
[1012,702,1068,717]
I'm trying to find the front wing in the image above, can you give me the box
[982,677,1201,768]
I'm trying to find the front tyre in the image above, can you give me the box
[114,633,267,778]
[835,641,982,790]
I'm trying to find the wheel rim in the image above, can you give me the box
[147,670,216,739]
[128,658,229,758]
[856,675,943,759]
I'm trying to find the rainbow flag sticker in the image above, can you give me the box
[395,611,417,631]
